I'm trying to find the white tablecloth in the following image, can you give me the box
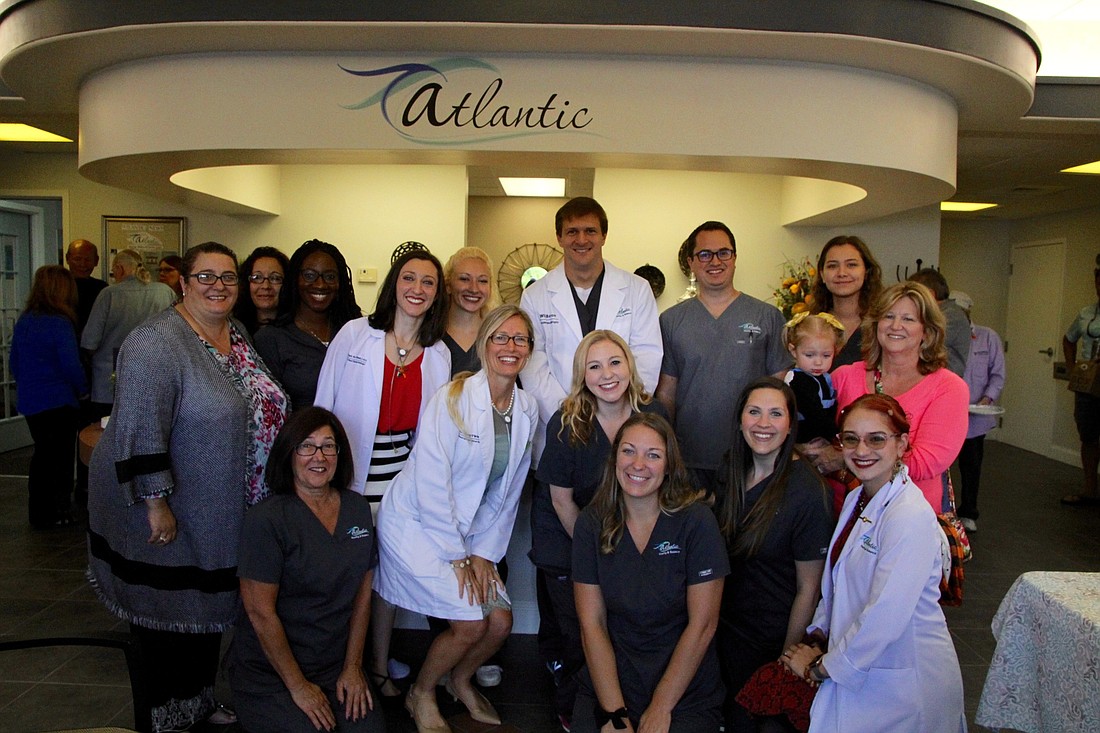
[976,571,1100,733]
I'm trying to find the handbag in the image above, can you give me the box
[1069,360,1100,396]
[734,660,815,732]
[936,472,968,606]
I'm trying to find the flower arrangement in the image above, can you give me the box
[773,258,816,319]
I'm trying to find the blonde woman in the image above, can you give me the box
[442,246,498,377]
[531,330,665,728]
[375,305,537,733]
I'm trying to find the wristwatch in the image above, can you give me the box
[808,655,828,683]
[594,705,629,730]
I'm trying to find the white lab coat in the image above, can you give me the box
[313,319,451,495]
[519,261,662,459]
[374,370,537,619]
[808,466,966,733]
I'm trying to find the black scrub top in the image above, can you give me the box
[572,502,729,719]
[720,459,833,652]
[231,491,379,693]
[532,400,667,573]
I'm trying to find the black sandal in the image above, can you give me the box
[370,672,403,698]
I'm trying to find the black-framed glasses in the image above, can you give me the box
[295,442,340,457]
[837,432,900,450]
[188,272,239,286]
[248,272,285,285]
[693,248,734,263]
[301,269,339,284]
[158,266,178,274]
[489,333,532,348]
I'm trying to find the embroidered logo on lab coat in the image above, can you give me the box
[653,541,681,556]
[347,526,372,540]
[459,431,481,444]
[859,533,879,555]
[538,313,559,325]
[616,306,632,318]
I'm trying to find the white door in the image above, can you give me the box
[999,240,1064,458]
[0,200,47,452]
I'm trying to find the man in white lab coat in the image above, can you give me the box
[519,196,662,460]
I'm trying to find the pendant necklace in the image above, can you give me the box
[492,387,515,423]
[393,333,413,378]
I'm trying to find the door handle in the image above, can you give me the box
[1039,347,1054,357]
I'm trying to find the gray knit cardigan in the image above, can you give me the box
[87,307,270,633]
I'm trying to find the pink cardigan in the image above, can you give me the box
[833,361,969,511]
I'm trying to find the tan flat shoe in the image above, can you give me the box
[445,679,501,725]
[405,686,452,733]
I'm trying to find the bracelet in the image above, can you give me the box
[594,705,629,730]
[806,655,827,683]
[450,557,471,569]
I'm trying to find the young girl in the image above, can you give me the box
[783,313,846,449]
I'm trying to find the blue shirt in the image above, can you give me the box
[10,312,87,415]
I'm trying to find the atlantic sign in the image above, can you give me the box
[339,58,596,146]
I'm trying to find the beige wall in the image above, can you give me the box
[942,205,1100,467]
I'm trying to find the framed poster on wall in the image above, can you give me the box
[101,216,187,278]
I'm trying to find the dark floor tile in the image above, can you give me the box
[7,598,120,637]
[0,569,89,602]
[0,681,132,733]
[0,644,81,682]
[46,645,132,686]
[0,680,34,710]
[0,598,55,635]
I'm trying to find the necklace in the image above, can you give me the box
[492,387,515,423]
[393,332,414,378]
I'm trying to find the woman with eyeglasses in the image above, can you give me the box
[230,407,385,733]
[235,246,291,335]
[315,248,451,698]
[255,240,361,411]
[373,305,538,733]
[87,242,289,732]
[781,394,965,733]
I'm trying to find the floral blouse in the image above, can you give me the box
[205,327,289,506]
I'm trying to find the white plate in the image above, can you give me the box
[968,404,1005,415]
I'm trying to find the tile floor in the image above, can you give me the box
[1,440,1097,732]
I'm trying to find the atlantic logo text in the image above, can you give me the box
[340,58,595,146]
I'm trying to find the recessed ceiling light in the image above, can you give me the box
[499,177,565,197]
[941,202,998,212]
[1061,160,1100,174]
[0,123,71,142]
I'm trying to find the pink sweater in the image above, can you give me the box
[833,361,969,511]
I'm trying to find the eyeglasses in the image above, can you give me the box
[188,272,239,286]
[837,432,900,450]
[295,442,340,457]
[693,248,734,263]
[489,333,532,348]
[301,269,339,284]
[248,272,285,285]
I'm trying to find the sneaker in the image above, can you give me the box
[558,713,572,731]
[960,517,977,533]
[388,657,411,680]
[476,664,502,687]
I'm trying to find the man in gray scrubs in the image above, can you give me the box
[656,221,790,497]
